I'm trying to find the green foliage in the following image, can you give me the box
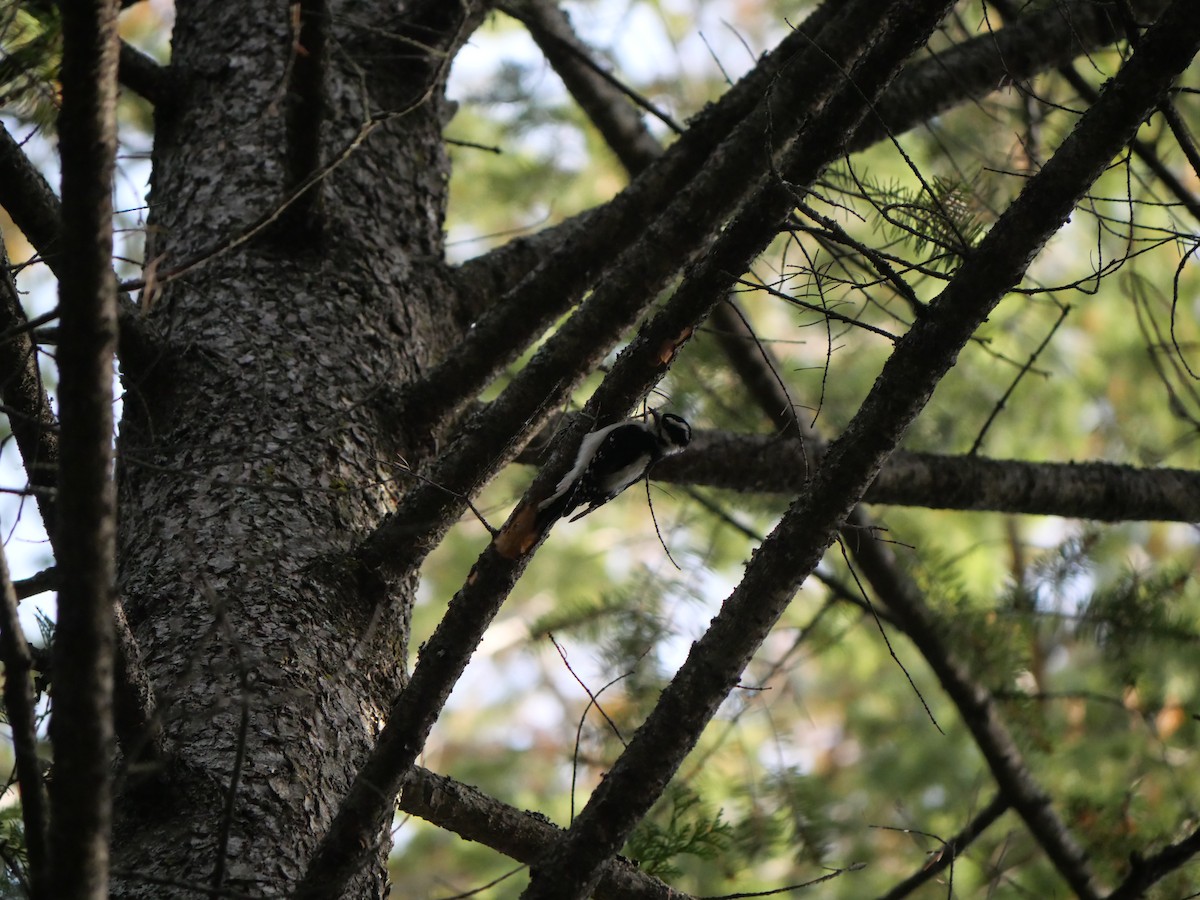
[843,170,994,264]
[624,783,733,879]
[758,766,833,866]
[1079,564,1199,687]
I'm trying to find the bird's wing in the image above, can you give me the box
[539,421,625,511]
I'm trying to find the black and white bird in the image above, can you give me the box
[538,410,692,523]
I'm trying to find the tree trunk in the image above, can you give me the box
[111,2,476,895]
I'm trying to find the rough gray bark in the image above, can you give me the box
[111,1,480,895]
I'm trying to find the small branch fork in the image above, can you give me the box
[397,765,693,900]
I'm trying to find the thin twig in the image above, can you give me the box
[969,300,1071,455]
[872,792,1010,900]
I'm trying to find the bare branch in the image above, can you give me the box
[1105,824,1200,899]
[13,567,57,601]
[653,435,1200,522]
[0,242,59,531]
[48,0,122,896]
[399,766,691,900]
[500,0,678,168]
[0,122,65,277]
[0,122,163,377]
[1158,98,1200,186]
[849,0,1169,151]
[873,793,1010,900]
[989,0,1200,226]
[117,40,174,108]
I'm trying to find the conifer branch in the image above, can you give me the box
[522,2,1200,895]
[654,437,1200,523]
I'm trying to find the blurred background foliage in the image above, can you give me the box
[3,0,1200,897]
[414,1,1200,896]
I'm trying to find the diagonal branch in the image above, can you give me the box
[48,0,122,895]
[0,121,163,376]
[498,0,677,170]
[987,0,1200,227]
[298,4,940,894]
[0,241,60,531]
[399,766,692,900]
[453,0,1166,330]
[847,0,1166,150]
[0,122,64,276]
[519,4,1200,897]
[117,40,174,108]
[873,792,1010,900]
[1104,823,1200,899]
